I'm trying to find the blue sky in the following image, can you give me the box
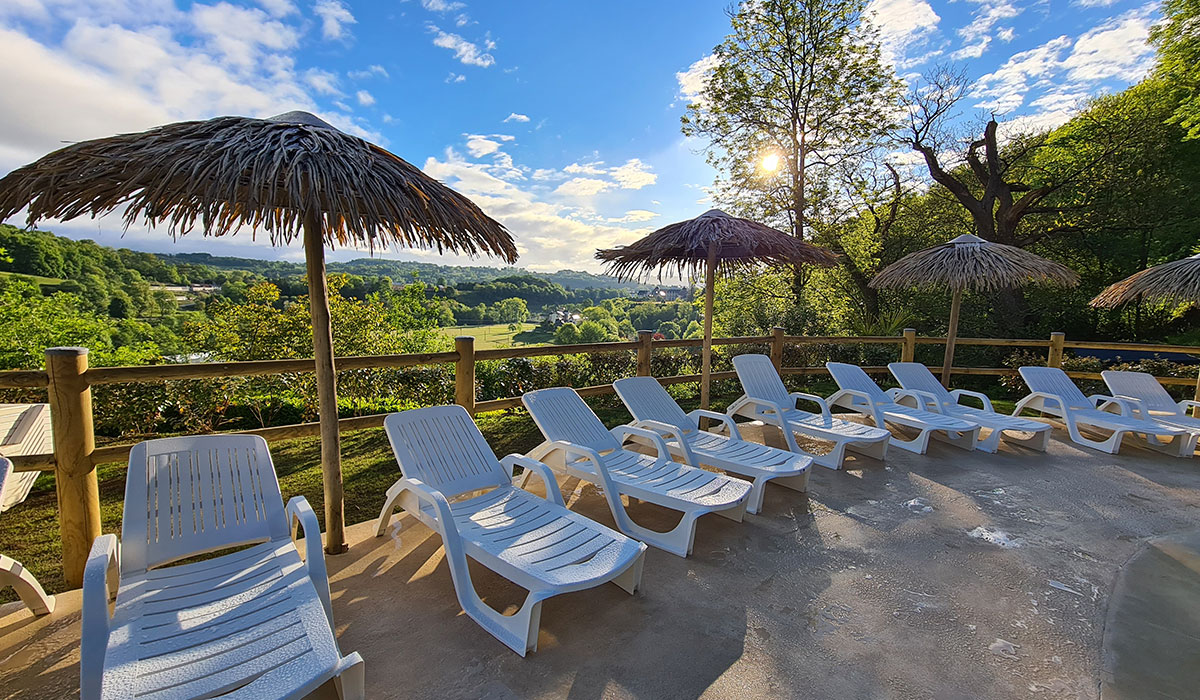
[0,0,1160,273]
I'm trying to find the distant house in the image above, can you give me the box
[0,404,51,511]
[634,286,685,301]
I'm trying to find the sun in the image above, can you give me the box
[761,153,780,172]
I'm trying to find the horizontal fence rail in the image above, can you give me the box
[4,326,1198,585]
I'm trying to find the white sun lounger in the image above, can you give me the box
[888,362,1052,453]
[375,405,646,656]
[726,354,890,468]
[0,456,54,616]
[1102,370,1200,444]
[613,376,811,514]
[523,387,751,557]
[1014,366,1194,456]
[826,362,982,454]
[82,435,364,700]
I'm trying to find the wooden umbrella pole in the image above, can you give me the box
[303,212,348,554]
[700,242,718,414]
[941,288,962,387]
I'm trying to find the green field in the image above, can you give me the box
[439,322,553,349]
[0,270,63,287]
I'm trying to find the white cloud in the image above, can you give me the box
[421,0,466,11]
[972,35,1072,112]
[503,112,530,123]
[445,72,466,83]
[1074,0,1120,6]
[355,89,374,106]
[348,64,388,80]
[430,27,495,67]
[191,2,299,69]
[611,158,657,189]
[554,178,613,197]
[304,68,341,95]
[258,0,297,17]
[465,134,502,157]
[611,210,659,223]
[563,161,606,176]
[531,168,557,180]
[951,0,1021,60]
[867,0,941,68]
[1061,10,1156,82]
[676,55,718,102]
[313,0,355,41]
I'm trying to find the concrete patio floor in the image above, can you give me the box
[3,421,1200,699]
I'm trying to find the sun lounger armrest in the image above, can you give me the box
[949,389,993,413]
[1089,394,1136,417]
[611,425,673,462]
[631,419,699,464]
[1178,399,1200,416]
[82,533,119,700]
[888,388,943,413]
[502,454,566,507]
[1013,391,1066,417]
[789,392,832,423]
[286,496,333,625]
[688,410,741,439]
[829,388,886,427]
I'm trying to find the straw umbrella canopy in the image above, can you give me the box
[871,233,1078,386]
[1090,253,1200,308]
[596,208,837,410]
[0,111,516,554]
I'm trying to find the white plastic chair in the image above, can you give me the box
[613,376,811,514]
[1015,366,1195,456]
[826,362,982,454]
[0,456,54,616]
[1102,370,1200,442]
[888,362,1052,453]
[82,435,364,700]
[522,387,751,557]
[375,405,646,656]
[726,354,890,468]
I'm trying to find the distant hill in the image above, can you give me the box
[157,252,669,291]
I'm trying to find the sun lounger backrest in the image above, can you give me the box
[384,405,510,502]
[826,362,890,403]
[731,354,792,406]
[523,387,623,453]
[122,435,289,574]
[1018,366,1091,409]
[888,363,952,401]
[1101,371,1180,413]
[0,456,9,502]
[613,377,697,433]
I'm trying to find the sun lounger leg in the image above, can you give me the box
[1066,419,1124,454]
[773,472,809,493]
[932,427,980,451]
[714,498,747,523]
[974,428,1002,453]
[611,549,645,595]
[887,429,932,455]
[1001,426,1052,452]
[333,652,366,700]
[0,554,55,616]
[845,437,889,464]
[374,482,405,537]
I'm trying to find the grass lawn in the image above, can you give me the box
[0,270,63,288]
[439,322,550,349]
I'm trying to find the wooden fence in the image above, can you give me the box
[2,328,1198,585]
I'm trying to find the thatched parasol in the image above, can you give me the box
[597,209,837,410]
[871,233,1078,386]
[1090,253,1200,308]
[0,111,515,554]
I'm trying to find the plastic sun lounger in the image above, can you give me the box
[1102,370,1200,444]
[826,362,982,454]
[0,456,54,616]
[888,362,1052,453]
[725,354,891,469]
[1014,366,1194,457]
[375,406,646,656]
[523,387,752,557]
[612,376,811,514]
[82,435,363,700]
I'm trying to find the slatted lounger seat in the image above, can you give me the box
[888,362,1052,453]
[726,354,891,469]
[1102,370,1200,443]
[826,362,982,454]
[0,456,54,616]
[375,405,646,655]
[523,387,751,557]
[613,376,811,514]
[1015,366,1194,456]
[82,435,363,700]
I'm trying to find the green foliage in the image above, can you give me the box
[553,322,582,344]
[488,297,530,324]
[1151,0,1200,139]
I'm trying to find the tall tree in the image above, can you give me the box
[1150,0,1200,139]
[682,0,901,241]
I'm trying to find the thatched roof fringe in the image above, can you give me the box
[870,234,1078,293]
[1090,254,1200,308]
[0,115,516,262]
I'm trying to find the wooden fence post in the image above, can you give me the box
[637,330,654,377]
[455,336,476,416]
[45,347,100,589]
[771,326,785,371]
[1048,332,1065,368]
[901,328,916,363]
